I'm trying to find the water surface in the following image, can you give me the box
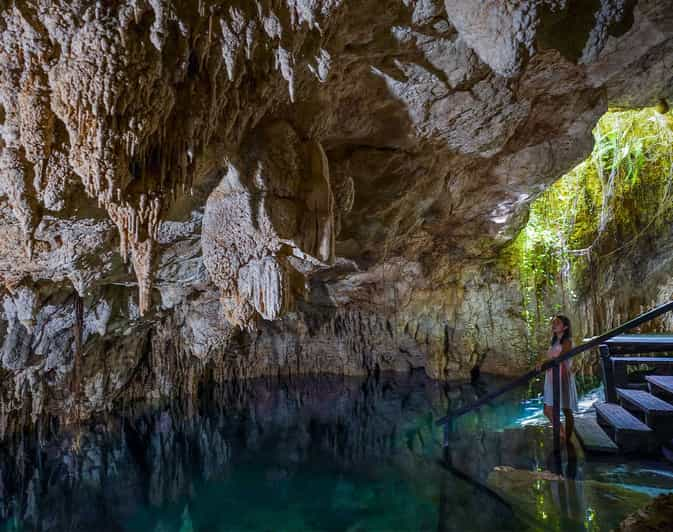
[1,372,672,531]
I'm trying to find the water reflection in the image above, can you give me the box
[0,371,671,531]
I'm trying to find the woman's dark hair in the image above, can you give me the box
[551,315,572,346]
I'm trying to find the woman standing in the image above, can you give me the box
[540,315,578,439]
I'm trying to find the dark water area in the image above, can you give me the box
[1,371,672,531]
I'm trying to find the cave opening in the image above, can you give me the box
[508,106,673,363]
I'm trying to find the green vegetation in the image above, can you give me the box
[506,107,673,357]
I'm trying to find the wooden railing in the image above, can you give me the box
[436,300,673,454]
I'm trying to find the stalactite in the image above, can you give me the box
[106,194,161,315]
[71,292,84,426]
[131,239,154,316]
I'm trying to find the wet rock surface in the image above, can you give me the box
[617,493,673,531]
[1,1,673,426]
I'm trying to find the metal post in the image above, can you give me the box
[552,363,561,454]
[599,344,617,403]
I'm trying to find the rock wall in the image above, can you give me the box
[2,0,673,429]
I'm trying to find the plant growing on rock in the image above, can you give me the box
[508,107,673,358]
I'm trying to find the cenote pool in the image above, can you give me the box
[1,371,672,531]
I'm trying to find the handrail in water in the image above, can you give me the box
[436,299,673,427]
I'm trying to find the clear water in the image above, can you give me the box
[1,371,672,531]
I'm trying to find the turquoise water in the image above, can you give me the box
[1,372,672,531]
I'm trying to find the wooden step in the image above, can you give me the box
[617,388,673,415]
[646,375,673,396]
[596,402,653,432]
[617,388,673,438]
[604,334,673,354]
[595,402,653,453]
[611,356,673,364]
[574,416,619,454]
[618,383,649,392]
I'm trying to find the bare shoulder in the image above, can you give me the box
[561,338,572,352]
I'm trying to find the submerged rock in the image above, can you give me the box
[617,494,673,532]
[487,464,657,531]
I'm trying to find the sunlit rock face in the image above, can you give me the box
[1,0,673,428]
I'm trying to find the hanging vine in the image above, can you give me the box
[504,106,673,352]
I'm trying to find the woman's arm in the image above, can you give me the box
[536,339,569,371]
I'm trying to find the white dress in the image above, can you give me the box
[543,341,578,411]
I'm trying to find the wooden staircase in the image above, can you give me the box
[575,335,673,457]
[438,303,673,464]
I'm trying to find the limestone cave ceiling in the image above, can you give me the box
[1,0,673,420]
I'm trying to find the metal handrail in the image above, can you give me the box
[436,299,673,427]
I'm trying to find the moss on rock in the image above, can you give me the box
[504,107,673,358]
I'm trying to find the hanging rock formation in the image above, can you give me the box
[1,0,673,428]
[202,121,335,327]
